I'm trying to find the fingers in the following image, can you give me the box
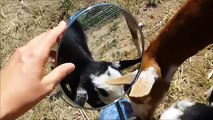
[22,32,47,50]
[28,21,66,49]
[21,21,66,62]
[42,63,75,91]
[42,21,67,51]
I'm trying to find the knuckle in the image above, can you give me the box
[14,47,25,61]
[42,78,56,92]
[31,49,42,58]
[15,47,24,55]
[45,83,55,92]
[16,47,45,63]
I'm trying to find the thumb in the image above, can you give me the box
[42,63,75,89]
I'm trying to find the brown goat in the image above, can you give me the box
[108,0,213,119]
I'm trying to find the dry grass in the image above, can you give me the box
[1,0,212,119]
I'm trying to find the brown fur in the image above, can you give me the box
[130,0,213,119]
[145,0,213,78]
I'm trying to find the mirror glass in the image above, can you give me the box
[56,4,144,109]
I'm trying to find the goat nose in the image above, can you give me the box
[75,88,88,106]
[138,23,144,30]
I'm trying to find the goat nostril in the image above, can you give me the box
[138,23,144,30]
[107,71,111,76]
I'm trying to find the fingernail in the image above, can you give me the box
[66,63,75,72]
[58,21,66,27]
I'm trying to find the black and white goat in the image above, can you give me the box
[160,87,213,120]
[57,20,141,107]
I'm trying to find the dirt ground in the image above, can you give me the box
[1,0,212,119]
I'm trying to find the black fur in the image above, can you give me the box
[179,103,213,120]
[160,100,213,120]
[208,88,213,105]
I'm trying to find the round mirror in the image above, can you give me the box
[56,3,144,109]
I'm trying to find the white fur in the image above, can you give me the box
[90,66,124,104]
[138,22,144,30]
[129,67,159,119]
[112,61,121,68]
[76,87,88,98]
[208,86,213,106]
[65,83,72,92]
[129,66,179,119]
[139,67,159,86]
[160,100,194,120]
[160,107,183,120]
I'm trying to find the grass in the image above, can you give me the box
[1,0,212,119]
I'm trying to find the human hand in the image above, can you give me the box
[0,21,75,120]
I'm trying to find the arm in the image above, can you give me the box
[0,21,75,120]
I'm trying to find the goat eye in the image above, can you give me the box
[107,71,111,76]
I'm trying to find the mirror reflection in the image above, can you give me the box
[56,4,143,109]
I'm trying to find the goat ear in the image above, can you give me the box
[106,73,135,85]
[129,76,155,97]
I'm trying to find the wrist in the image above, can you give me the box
[0,89,22,120]
[1,95,16,120]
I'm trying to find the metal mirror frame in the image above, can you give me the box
[55,3,145,110]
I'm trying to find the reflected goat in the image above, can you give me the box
[57,20,141,107]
